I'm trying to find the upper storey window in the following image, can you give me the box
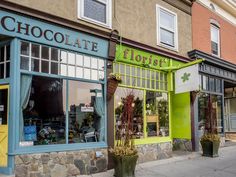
[156,5,178,51]
[211,24,220,57]
[78,0,112,28]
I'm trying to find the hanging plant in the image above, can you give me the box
[107,73,122,100]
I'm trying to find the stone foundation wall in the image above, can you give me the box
[172,138,192,151]
[136,142,172,163]
[15,148,108,177]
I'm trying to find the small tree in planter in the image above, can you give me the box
[107,73,122,100]
[109,92,138,177]
[200,95,220,157]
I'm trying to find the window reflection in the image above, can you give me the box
[198,93,223,136]
[21,75,66,145]
[146,91,169,137]
[115,88,144,139]
[68,81,104,143]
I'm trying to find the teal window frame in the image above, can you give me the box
[9,38,108,155]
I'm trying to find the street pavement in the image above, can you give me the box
[90,145,236,177]
[1,145,236,177]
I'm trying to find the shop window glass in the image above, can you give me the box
[84,56,91,67]
[0,44,11,79]
[41,61,49,73]
[68,53,75,65]
[20,57,29,70]
[51,48,58,61]
[115,87,144,139]
[20,75,66,145]
[215,79,221,93]
[84,68,91,80]
[68,65,75,77]
[209,77,215,92]
[31,59,39,72]
[20,42,29,56]
[76,67,83,78]
[91,58,98,69]
[0,46,4,62]
[198,94,223,135]
[60,51,67,63]
[51,62,58,75]
[41,46,49,60]
[20,42,105,81]
[6,45,10,61]
[68,81,104,143]
[76,54,83,66]
[0,64,4,78]
[31,44,40,58]
[146,91,169,137]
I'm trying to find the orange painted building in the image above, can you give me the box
[192,2,236,64]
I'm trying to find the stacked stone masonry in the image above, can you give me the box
[14,148,108,177]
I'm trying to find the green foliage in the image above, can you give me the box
[158,99,168,127]
[200,133,220,142]
[109,73,122,83]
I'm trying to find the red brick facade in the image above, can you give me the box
[192,2,236,64]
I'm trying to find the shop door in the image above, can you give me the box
[224,98,236,132]
[0,85,9,167]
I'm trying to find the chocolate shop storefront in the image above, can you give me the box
[108,44,195,163]
[0,9,109,176]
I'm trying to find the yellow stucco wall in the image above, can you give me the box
[6,0,192,57]
[112,0,192,57]
[5,0,111,32]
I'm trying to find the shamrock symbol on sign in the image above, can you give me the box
[181,72,191,83]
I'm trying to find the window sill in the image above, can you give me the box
[77,17,112,30]
[10,141,107,155]
[157,43,178,53]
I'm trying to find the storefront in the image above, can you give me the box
[189,49,236,150]
[0,10,109,176]
[109,44,193,162]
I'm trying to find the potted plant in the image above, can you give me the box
[110,92,138,177]
[107,73,122,100]
[200,95,220,157]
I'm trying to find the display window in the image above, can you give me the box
[19,41,106,146]
[114,63,169,141]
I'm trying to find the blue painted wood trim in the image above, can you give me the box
[104,60,107,144]
[66,80,69,144]
[0,79,10,84]
[20,70,106,85]
[10,142,107,155]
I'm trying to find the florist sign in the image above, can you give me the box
[115,45,171,69]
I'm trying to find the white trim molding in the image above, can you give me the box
[77,0,112,29]
[156,5,178,52]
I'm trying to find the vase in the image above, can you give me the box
[112,154,138,177]
[200,140,220,157]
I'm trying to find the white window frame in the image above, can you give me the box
[156,5,178,51]
[77,0,112,29]
[210,24,220,57]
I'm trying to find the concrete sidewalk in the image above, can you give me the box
[88,145,236,177]
[1,145,236,177]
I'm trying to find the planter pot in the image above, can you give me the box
[107,78,119,100]
[112,154,138,177]
[200,140,220,157]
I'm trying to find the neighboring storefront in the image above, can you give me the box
[189,49,236,150]
[110,44,193,163]
[0,10,109,176]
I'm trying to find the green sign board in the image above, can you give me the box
[115,45,172,69]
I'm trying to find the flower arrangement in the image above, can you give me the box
[107,73,122,100]
[109,92,138,177]
[108,73,122,83]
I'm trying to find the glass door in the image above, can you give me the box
[0,85,9,167]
